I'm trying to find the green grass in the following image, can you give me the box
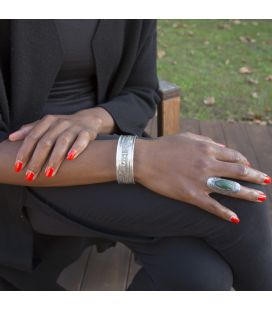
[157,20,272,123]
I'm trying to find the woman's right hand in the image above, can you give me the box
[134,132,271,223]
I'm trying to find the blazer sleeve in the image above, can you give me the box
[0,121,8,142]
[0,79,10,143]
[96,20,161,137]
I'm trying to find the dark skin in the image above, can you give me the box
[0,108,270,224]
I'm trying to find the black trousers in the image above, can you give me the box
[1,134,272,290]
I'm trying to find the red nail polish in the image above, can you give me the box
[257,194,267,202]
[45,167,54,177]
[14,160,23,172]
[67,149,76,160]
[264,176,271,184]
[230,216,240,224]
[26,171,35,181]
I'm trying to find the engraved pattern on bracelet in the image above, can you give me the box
[116,135,137,184]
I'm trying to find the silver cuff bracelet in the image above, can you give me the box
[116,135,138,184]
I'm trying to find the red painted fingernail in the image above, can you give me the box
[230,216,240,224]
[25,170,35,181]
[14,160,23,172]
[67,149,77,160]
[257,194,267,202]
[264,175,271,184]
[45,167,54,177]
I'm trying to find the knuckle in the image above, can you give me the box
[186,188,196,199]
[60,119,71,127]
[231,149,242,162]
[197,141,212,155]
[39,138,54,148]
[236,163,249,177]
[193,158,207,171]
[77,140,88,149]
[58,134,72,145]
[203,135,212,141]
[81,129,91,138]
[26,133,38,142]
[205,201,218,212]
[183,131,193,136]
[87,130,96,140]
[42,114,55,122]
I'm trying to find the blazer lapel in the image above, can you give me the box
[10,20,64,131]
[92,19,125,103]
[9,19,124,132]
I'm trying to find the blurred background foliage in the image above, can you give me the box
[157,19,272,125]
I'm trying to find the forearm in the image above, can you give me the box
[0,137,147,187]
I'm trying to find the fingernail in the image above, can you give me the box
[230,216,240,224]
[25,170,35,181]
[246,162,251,167]
[45,166,54,177]
[14,160,23,172]
[257,194,267,202]
[264,175,271,184]
[218,143,226,147]
[67,149,77,160]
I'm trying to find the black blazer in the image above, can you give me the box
[0,19,161,272]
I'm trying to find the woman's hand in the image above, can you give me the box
[134,132,271,223]
[8,108,107,181]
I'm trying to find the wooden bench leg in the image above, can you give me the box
[158,80,181,136]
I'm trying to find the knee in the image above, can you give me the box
[152,257,233,291]
[210,182,272,241]
[142,237,233,291]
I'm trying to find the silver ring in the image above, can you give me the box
[206,177,241,195]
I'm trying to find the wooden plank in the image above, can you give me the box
[125,252,142,290]
[159,80,181,101]
[243,123,272,203]
[158,97,181,136]
[81,242,131,291]
[199,120,226,145]
[221,121,260,168]
[57,246,93,291]
[180,118,201,134]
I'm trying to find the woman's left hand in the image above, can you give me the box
[8,108,103,181]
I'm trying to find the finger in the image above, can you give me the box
[19,120,73,180]
[210,144,250,166]
[204,176,267,203]
[44,129,80,178]
[66,129,97,160]
[9,115,55,141]
[194,193,240,223]
[210,160,271,185]
[13,116,58,172]
[9,123,36,141]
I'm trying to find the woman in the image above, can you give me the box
[0,19,272,291]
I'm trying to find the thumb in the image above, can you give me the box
[9,124,34,141]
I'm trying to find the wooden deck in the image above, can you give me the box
[56,118,272,290]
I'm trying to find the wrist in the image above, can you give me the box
[88,107,116,134]
[134,138,155,184]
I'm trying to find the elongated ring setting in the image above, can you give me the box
[206,177,241,195]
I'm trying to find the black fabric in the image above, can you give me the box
[0,19,161,272]
[44,19,99,115]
